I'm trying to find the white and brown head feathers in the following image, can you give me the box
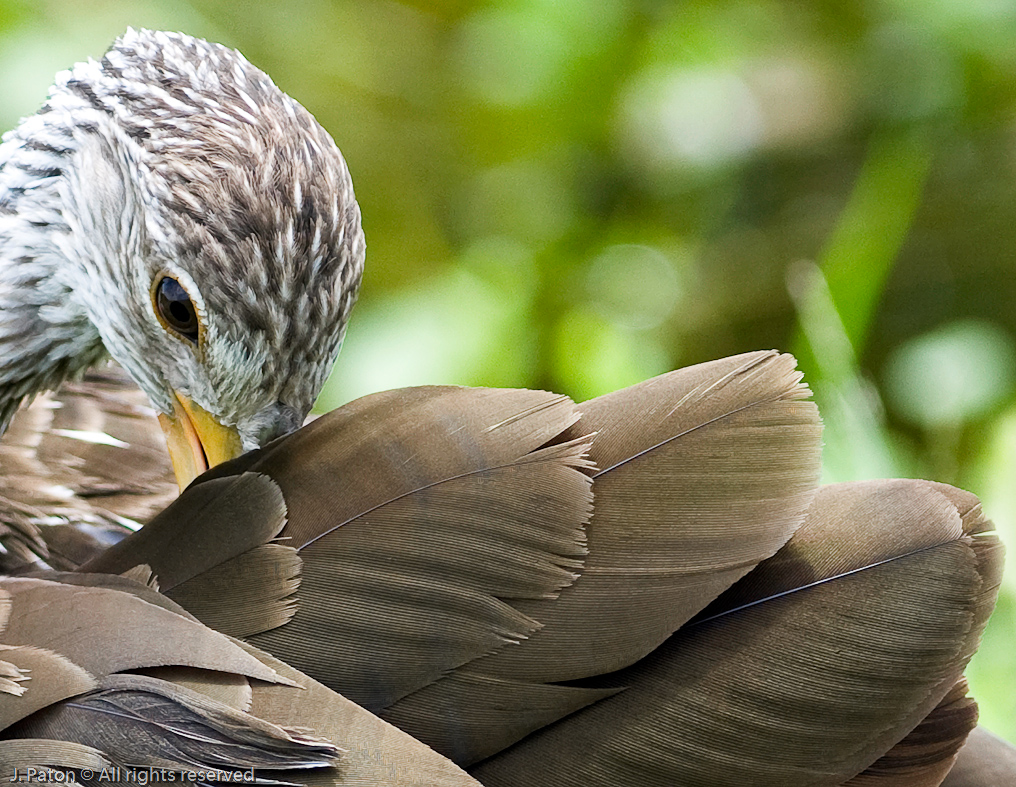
[0,29,364,449]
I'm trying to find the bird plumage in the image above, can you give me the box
[0,28,364,449]
[81,352,1004,785]
[0,29,1013,787]
[942,728,1016,787]
[0,571,479,785]
[0,364,175,573]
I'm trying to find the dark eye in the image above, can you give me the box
[155,276,199,343]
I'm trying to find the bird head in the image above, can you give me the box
[0,29,364,488]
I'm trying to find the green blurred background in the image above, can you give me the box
[3,0,1015,742]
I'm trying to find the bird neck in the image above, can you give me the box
[0,140,108,433]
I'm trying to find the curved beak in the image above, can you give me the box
[157,392,244,490]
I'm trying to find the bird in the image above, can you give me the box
[0,28,1012,785]
[0,27,364,486]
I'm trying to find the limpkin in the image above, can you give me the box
[0,28,1012,786]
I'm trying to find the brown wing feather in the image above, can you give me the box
[0,364,175,573]
[844,679,978,786]
[941,727,1016,787]
[0,573,481,785]
[55,356,1004,784]
[470,480,1001,786]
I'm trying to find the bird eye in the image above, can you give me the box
[154,276,200,343]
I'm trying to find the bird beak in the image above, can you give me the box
[157,392,244,490]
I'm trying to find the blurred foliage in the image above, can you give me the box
[2,0,1016,743]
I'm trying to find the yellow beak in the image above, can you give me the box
[157,393,244,490]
